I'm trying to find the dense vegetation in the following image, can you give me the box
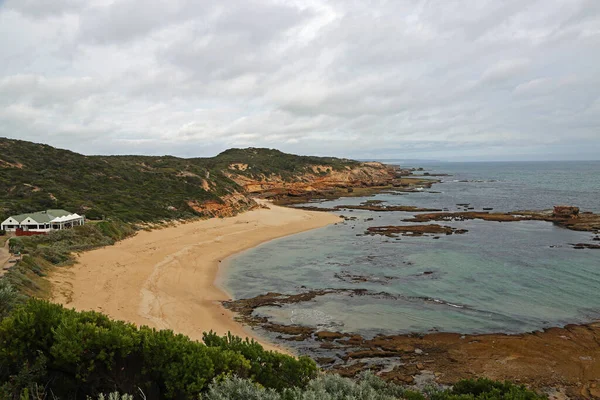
[0,138,357,222]
[198,374,546,400]
[4,220,134,296]
[0,298,317,399]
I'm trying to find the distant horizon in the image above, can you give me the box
[362,158,600,163]
[2,136,599,164]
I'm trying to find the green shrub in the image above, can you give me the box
[0,300,317,399]
[0,280,21,320]
[203,331,318,391]
[8,238,24,254]
[0,229,6,236]
[435,378,546,400]
[85,209,104,221]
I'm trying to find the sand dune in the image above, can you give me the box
[50,202,339,352]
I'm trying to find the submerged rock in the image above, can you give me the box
[365,224,468,237]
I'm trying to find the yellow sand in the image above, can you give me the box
[50,203,339,352]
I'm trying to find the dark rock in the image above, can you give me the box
[316,357,336,365]
[553,205,580,218]
[316,331,347,341]
[571,243,600,249]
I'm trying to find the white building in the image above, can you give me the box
[1,209,85,233]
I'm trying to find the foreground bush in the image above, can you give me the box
[200,373,414,400]
[0,299,317,399]
[199,373,546,400]
[434,378,546,400]
[0,280,21,320]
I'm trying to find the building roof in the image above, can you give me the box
[4,209,78,224]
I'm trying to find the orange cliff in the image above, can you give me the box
[183,162,405,217]
[224,162,399,197]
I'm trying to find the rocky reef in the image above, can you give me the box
[365,224,468,237]
[404,208,600,233]
[223,288,600,398]
[335,204,442,212]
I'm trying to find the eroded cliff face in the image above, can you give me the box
[187,192,257,218]
[224,162,397,196]
[184,162,401,218]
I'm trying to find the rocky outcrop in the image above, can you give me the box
[553,206,580,218]
[225,162,398,196]
[0,159,24,169]
[404,207,600,232]
[186,192,256,218]
[366,224,468,237]
[336,204,442,212]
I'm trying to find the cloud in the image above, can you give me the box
[3,0,83,18]
[480,59,531,84]
[0,0,599,160]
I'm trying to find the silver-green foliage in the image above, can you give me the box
[90,393,134,400]
[201,377,280,400]
[201,372,411,400]
[0,279,19,319]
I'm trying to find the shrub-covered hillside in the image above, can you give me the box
[0,138,359,222]
[209,148,359,180]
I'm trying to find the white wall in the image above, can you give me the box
[1,217,19,231]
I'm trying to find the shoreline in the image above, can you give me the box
[49,201,340,353]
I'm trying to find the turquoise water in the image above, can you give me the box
[224,161,600,338]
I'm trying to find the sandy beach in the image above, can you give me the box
[50,202,339,352]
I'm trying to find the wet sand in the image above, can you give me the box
[50,202,339,352]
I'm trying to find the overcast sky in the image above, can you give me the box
[1,0,599,161]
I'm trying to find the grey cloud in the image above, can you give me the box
[1,0,599,160]
[3,0,83,18]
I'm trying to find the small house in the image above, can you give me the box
[1,209,85,235]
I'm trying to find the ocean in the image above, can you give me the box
[222,161,600,344]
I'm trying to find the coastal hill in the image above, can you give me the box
[0,138,397,222]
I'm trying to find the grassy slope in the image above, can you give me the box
[0,138,358,222]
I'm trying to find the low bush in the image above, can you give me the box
[0,299,318,399]
[0,280,21,320]
[431,377,546,400]
[199,374,546,400]
[8,237,23,254]
[200,373,412,400]
[202,332,318,391]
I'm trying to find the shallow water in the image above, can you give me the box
[223,161,600,337]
